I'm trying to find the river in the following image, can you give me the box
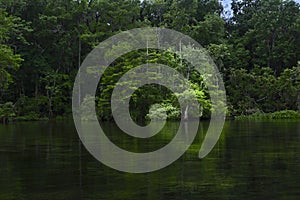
[0,120,299,199]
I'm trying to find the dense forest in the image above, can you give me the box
[0,0,300,122]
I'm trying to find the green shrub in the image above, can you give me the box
[235,110,300,120]
[146,103,180,120]
[14,112,48,121]
[0,102,15,118]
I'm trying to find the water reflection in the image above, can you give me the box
[0,120,299,199]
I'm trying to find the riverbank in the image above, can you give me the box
[235,110,300,120]
[2,110,300,124]
[1,114,72,124]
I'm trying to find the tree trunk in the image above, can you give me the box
[183,105,189,120]
[297,88,300,112]
[47,89,53,117]
[1,117,8,124]
[78,31,81,105]
[35,74,39,98]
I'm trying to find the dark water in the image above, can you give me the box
[0,120,300,200]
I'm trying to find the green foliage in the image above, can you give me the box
[227,65,300,116]
[14,112,48,121]
[81,95,97,121]
[0,102,15,118]
[41,71,72,117]
[146,103,179,120]
[229,0,300,71]
[0,9,25,92]
[0,0,300,121]
[191,14,225,46]
[14,95,47,117]
[235,110,300,120]
[96,46,212,121]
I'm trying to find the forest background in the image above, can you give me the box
[0,0,300,122]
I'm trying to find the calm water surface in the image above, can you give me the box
[0,120,300,200]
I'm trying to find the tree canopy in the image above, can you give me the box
[0,0,299,120]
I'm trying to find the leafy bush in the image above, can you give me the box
[271,110,300,119]
[235,110,300,120]
[14,112,47,121]
[0,102,15,118]
[81,95,97,121]
[146,103,180,120]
